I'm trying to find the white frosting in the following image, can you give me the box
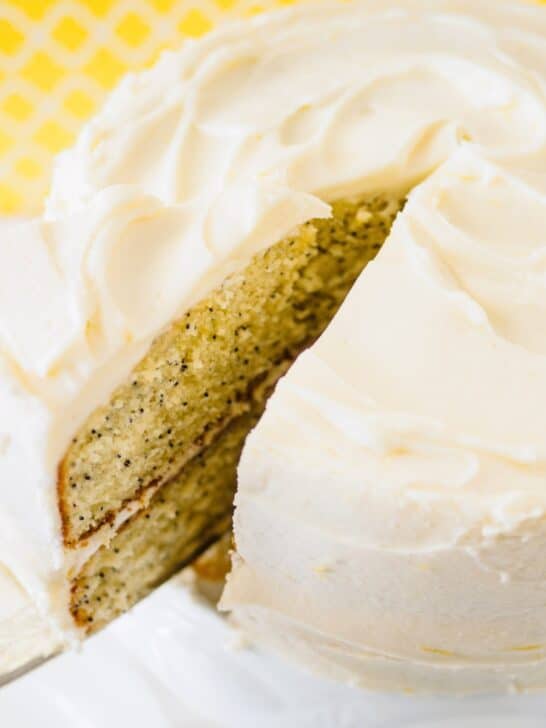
[2,0,546,679]
[47,0,546,217]
[222,148,546,692]
[5,572,546,727]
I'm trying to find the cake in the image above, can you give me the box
[222,149,546,693]
[1,0,546,683]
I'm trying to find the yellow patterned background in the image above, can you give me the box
[0,0,299,215]
[0,0,543,215]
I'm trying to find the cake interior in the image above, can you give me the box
[67,192,405,631]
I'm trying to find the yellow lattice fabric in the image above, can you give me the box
[0,0,299,215]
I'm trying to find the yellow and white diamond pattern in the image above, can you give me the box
[0,0,302,215]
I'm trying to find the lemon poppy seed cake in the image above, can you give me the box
[66,193,401,629]
[1,0,546,685]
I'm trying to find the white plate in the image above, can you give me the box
[1,574,546,728]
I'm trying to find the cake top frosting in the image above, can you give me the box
[1,0,546,674]
[47,0,546,218]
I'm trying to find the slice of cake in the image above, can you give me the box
[222,149,546,694]
[0,183,401,674]
[1,0,546,677]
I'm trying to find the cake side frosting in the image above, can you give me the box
[222,147,546,692]
[1,0,546,673]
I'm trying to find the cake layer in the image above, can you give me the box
[71,410,256,630]
[222,149,546,693]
